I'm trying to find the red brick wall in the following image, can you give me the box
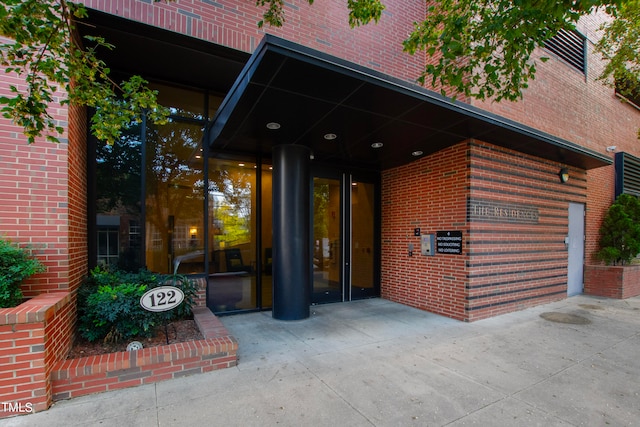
[469,12,639,265]
[584,265,640,299]
[0,295,233,417]
[382,140,588,321]
[66,103,88,297]
[585,166,614,263]
[0,293,72,416]
[51,307,236,402]
[466,141,586,320]
[0,42,72,297]
[381,142,469,320]
[82,0,425,83]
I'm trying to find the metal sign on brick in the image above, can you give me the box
[436,231,463,254]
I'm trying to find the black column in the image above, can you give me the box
[272,144,311,320]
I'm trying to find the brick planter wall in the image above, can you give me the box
[584,264,640,299]
[0,293,74,417]
[0,293,235,419]
[51,306,237,403]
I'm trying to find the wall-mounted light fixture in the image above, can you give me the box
[189,226,198,238]
[559,167,569,183]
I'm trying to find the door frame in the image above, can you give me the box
[310,165,380,304]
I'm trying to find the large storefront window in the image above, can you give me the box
[93,82,275,312]
[94,83,210,274]
[92,81,379,313]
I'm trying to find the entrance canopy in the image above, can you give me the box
[208,35,610,171]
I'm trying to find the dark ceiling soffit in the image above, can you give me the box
[207,35,611,170]
[81,9,249,64]
[79,9,249,92]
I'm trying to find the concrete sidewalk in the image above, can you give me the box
[2,295,639,426]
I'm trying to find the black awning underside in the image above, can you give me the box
[207,35,610,171]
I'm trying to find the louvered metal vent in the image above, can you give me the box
[543,29,586,74]
[615,152,640,197]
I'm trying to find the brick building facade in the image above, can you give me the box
[1,0,639,413]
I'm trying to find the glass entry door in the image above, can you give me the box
[312,176,342,303]
[312,172,378,304]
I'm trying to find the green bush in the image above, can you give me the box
[78,266,198,343]
[597,194,640,265]
[0,238,45,308]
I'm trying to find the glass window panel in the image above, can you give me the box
[313,177,342,303]
[145,119,205,274]
[207,158,257,312]
[351,181,375,294]
[149,83,207,120]
[95,124,143,271]
[261,163,273,308]
[208,94,224,120]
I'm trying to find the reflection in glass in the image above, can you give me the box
[145,118,204,274]
[95,123,143,270]
[351,181,375,297]
[261,164,273,308]
[207,159,257,311]
[313,177,342,303]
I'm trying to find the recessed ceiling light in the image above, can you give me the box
[266,122,281,130]
[371,142,383,149]
[324,133,337,140]
[411,150,424,157]
[238,163,245,167]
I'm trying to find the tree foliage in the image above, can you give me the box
[256,0,385,28]
[597,194,640,265]
[401,0,626,101]
[597,1,640,111]
[0,0,168,144]
[0,237,45,307]
[0,0,637,144]
[261,0,638,106]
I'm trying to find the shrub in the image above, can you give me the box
[0,238,45,308]
[597,194,640,265]
[78,266,198,343]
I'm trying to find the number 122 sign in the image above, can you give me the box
[140,286,185,312]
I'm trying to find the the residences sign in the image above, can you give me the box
[436,231,463,254]
[468,200,539,224]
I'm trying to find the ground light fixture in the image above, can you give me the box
[371,142,383,148]
[411,150,423,157]
[266,122,281,130]
[559,167,569,183]
[324,133,337,140]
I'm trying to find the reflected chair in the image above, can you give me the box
[224,248,252,273]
